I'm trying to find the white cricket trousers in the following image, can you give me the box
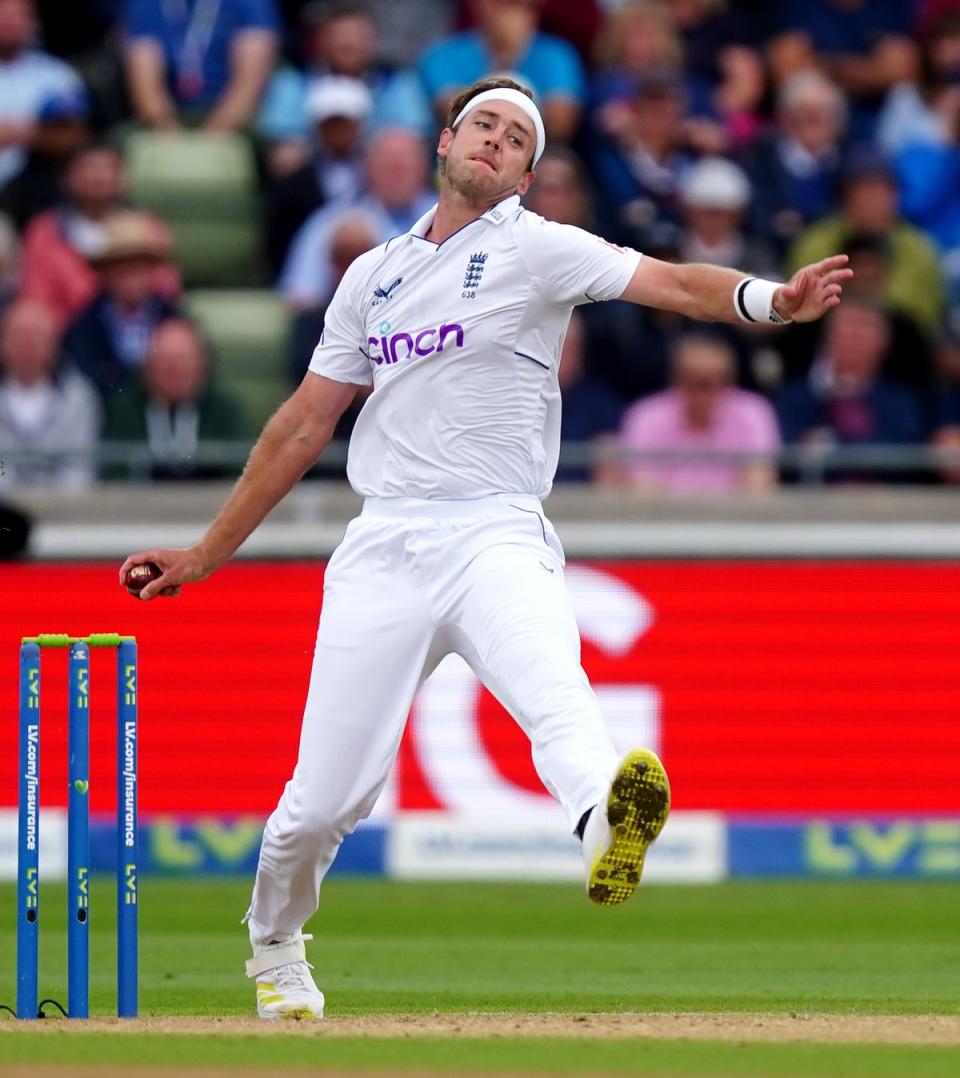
[245,494,621,943]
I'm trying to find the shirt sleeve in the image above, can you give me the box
[515,214,642,306]
[307,260,372,386]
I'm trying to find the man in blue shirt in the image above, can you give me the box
[777,297,927,481]
[419,0,585,141]
[123,0,279,131]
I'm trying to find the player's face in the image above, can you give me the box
[439,102,536,205]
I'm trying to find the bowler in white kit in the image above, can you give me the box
[121,77,851,1021]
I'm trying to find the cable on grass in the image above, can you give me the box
[37,998,68,1018]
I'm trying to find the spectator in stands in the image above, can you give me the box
[661,0,768,146]
[777,299,927,464]
[534,0,603,65]
[613,332,779,495]
[34,0,120,60]
[64,210,179,398]
[890,28,960,312]
[768,0,918,142]
[280,127,434,307]
[742,71,846,254]
[0,211,17,322]
[287,210,377,382]
[590,1,684,113]
[366,0,453,68]
[102,317,251,480]
[0,84,91,230]
[0,297,101,490]
[0,0,86,186]
[19,141,180,328]
[933,330,960,483]
[522,145,592,228]
[265,74,371,276]
[123,0,280,132]
[419,0,585,142]
[33,1,128,129]
[259,1,432,145]
[776,233,937,397]
[877,10,960,155]
[589,69,698,243]
[677,156,777,277]
[787,147,945,335]
[556,309,624,483]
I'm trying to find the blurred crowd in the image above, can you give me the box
[2,0,960,495]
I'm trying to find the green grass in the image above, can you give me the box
[1,1034,958,1077]
[1,879,959,1074]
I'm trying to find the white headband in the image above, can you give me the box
[452,88,546,166]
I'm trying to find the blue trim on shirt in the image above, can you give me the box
[515,350,550,371]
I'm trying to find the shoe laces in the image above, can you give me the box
[272,960,317,995]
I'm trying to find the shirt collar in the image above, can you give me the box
[408,194,521,241]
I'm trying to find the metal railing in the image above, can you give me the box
[1,440,960,488]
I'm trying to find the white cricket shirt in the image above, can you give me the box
[308,194,642,499]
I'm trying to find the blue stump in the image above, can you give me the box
[67,642,90,1019]
[117,639,139,1018]
[17,642,41,1019]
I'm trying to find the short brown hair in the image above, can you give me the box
[442,78,537,173]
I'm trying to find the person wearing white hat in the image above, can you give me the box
[678,156,778,277]
[265,75,371,274]
[121,76,852,1021]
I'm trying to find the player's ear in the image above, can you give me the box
[515,168,536,197]
[437,127,454,161]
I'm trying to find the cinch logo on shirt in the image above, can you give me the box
[366,323,465,366]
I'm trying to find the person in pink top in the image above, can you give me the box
[18,141,179,328]
[618,333,780,494]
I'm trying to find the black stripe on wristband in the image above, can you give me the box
[735,277,757,322]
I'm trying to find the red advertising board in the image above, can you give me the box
[1,561,958,816]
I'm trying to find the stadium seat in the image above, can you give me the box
[125,131,260,287]
[185,290,293,430]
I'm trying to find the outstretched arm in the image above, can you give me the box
[620,254,852,325]
[119,373,358,600]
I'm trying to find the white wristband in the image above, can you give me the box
[734,277,791,325]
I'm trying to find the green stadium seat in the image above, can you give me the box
[216,373,290,433]
[125,131,260,287]
[185,290,293,430]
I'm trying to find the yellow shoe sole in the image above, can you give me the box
[587,749,671,907]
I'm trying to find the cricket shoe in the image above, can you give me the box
[245,932,325,1020]
[583,749,671,907]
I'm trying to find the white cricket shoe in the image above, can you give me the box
[245,932,325,1020]
[582,749,671,907]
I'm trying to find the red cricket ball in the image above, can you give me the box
[125,562,162,593]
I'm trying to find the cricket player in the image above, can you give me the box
[121,77,851,1021]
